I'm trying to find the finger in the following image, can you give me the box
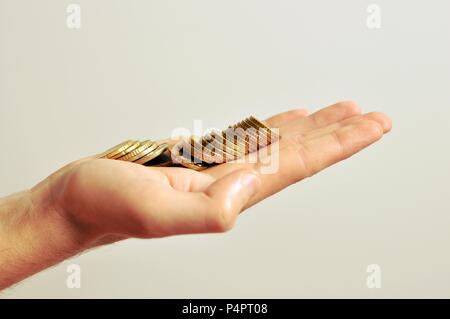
[265,108,309,128]
[301,112,392,141]
[157,109,309,147]
[248,118,385,205]
[205,106,368,181]
[288,119,384,179]
[143,169,260,236]
[281,101,362,136]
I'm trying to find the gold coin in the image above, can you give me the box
[249,116,271,129]
[95,115,278,170]
[200,133,227,163]
[173,152,209,171]
[134,143,169,164]
[201,130,238,163]
[235,118,260,152]
[180,161,209,171]
[216,130,243,160]
[222,126,251,157]
[227,123,252,155]
[189,137,220,164]
[171,138,196,160]
[186,137,205,160]
[117,140,155,162]
[249,116,279,143]
[97,140,135,159]
[143,150,173,167]
[222,126,247,155]
[247,118,272,150]
[182,139,207,165]
[245,117,270,148]
[110,140,141,159]
[169,143,205,168]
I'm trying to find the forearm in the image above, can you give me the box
[0,182,85,290]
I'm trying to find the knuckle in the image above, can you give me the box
[364,120,384,138]
[293,108,308,117]
[64,161,90,195]
[208,206,235,233]
[337,100,361,114]
[54,161,94,219]
[295,143,313,178]
[367,112,392,131]
[284,140,313,180]
[329,131,346,160]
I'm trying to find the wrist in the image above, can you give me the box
[0,181,88,289]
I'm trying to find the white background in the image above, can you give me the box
[1,0,449,297]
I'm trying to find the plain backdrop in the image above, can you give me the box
[1,0,449,298]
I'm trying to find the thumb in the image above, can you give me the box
[154,169,261,236]
[202,169,261,232]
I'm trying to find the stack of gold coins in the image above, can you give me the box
[170,116,279,171]
[97,140,169,165]
[96,116,279,171]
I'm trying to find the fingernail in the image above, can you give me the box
[239,172,260,197]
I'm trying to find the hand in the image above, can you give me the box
[41,101,392,244]
[0,101,391,289]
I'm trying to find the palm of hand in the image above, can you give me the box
[45,102,391,242]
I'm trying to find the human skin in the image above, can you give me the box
[0,101,392,290]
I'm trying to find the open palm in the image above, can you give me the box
[44,101,391,244]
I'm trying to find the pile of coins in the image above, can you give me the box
[97,140,170,166]
[97,116,279,171]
